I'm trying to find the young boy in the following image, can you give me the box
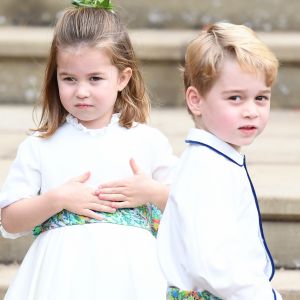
[157,22,282,300]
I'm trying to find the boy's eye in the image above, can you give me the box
[256,95,269,101]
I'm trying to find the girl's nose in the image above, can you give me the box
[76,83,90,99]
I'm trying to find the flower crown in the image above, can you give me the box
[72,0,113,11]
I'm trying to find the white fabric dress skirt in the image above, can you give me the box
[5,222,166,300]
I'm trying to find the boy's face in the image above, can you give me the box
[198,58,271,151]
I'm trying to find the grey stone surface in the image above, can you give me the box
[1,0,300,30]
[0,236,33,264]
[0,264,18,300]
[264,221,300,269]
[0,27,300,108]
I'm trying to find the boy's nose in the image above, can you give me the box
[242,102,258,118]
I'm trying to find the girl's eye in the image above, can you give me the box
[90,76,102,82]
[256,95,269,101]
[228,95,242,101]
[63,77,76,82]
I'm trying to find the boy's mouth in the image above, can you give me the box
[238,125,258,134]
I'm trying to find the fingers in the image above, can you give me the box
[97,192,127,202]
[88,203,117,214]
[80,203,117,220]
[72,171,91,183]
[109,201,131,209]
[129,158,140,175]
[82,209,104,221]
[95,186,128,196]
[97,180,125,189]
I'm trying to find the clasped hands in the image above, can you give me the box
[61,158,159,221]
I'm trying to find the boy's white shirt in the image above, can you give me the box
[157,128,282,300]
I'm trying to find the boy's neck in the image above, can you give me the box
[193,124,242,153]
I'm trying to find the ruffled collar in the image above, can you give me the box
[66,113,120,136]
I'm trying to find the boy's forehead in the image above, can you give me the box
[214,59,269,90]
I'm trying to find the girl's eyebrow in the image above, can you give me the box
[57,71,70,76]
[57,71,104,76]
[88,72,104,76]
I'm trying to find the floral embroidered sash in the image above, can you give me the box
[168,287,222,300]
[33,204,161,238]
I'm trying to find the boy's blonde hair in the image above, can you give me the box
[35,7,150,137]
[183,22,279,97]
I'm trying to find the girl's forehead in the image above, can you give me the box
[58,44,100,55]
[57,45,112,63]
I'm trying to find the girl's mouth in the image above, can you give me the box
[76,104,93,108]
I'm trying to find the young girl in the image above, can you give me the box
[157,22,282,299]
[0,1,177,299]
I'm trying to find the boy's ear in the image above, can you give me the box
[186,86,203,116]
[118,67,132,91]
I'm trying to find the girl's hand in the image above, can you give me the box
[56,172,116,220]
[95,159,169,211]
[1,172,117,234]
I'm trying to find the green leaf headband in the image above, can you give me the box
[72,0,113,11]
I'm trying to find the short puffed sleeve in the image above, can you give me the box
[147,128,178,185]
[0,136,41,209]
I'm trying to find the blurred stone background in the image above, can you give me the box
[0,0,299,107]
[1,2,300,298]
[1,0,300,30]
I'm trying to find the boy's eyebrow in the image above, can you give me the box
[258,89,272,94]
[222,89,271,94]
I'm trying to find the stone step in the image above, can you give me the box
[0,264,298,300]
[0,27,300,108]
[2,0,300,31]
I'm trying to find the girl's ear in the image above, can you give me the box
[118,67,132,91]
[186,86,203,116]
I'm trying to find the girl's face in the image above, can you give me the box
[57,45,131,129]
[188,58,271,151]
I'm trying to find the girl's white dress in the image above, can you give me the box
[0,114,177,300]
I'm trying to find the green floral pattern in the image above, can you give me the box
[72,0,113,10]
[33,204,161,238]
[168,287,222,300]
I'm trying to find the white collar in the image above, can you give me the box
[65,113,120,136]
[186,128,245,166]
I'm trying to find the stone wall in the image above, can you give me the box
[0,27,300,108]
[1,0,300,30]
[0,1,300,107]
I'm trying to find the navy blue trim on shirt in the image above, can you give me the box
[186,139,276,283]
[272,289,277,299]
[244,157,275,281]
[185,140,244,167]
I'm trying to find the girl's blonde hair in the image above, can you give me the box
[183,22,279,97]
[35,7,150,137]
